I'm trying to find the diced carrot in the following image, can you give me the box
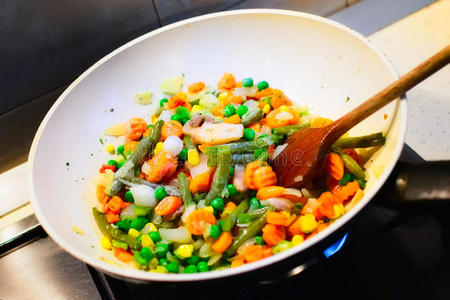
[99,164,116,173]
[124,141,140,152]
[262,224,286,246]
[124,117,147,141]
[256,186,286,200]
[189,172,211,194]
[242,245,264,263]
[343,148,360,164]
[212,231,233,253]
[287,217,304,238]
[325,153,344,180]
[114,247,133,262]
[253,166,277,189]
[121,201,131,210]
[230,256,245,268]
[188,81,206,94]
[101,197,111,211]
[270,89,292,109]
[167,92,191,110]
[236,81,243,88]
[244,161,268,190]
[185,208,216,235]
[228,95,243,105]
[107,196,124,213]
[252,87,273,100]
[317,191,337,219]
[333,181,361,203]
[222,201,237,217]
[301,200,322,220]
[262,246,273,258]
[154,196,182,216]
[217,73,237,90]
[161,120,183,141]
[248,122,261,133]
[145,151,177,183]
[96,185,106,203]
[266,211,295,227]
[105,212,119,223]
[311,117,333,128]
[223,114,241,124]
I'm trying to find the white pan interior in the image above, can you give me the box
[28,9,406,282]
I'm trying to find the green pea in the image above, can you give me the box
[107,159,118,167]
[118,160,126,169]
[116,145,125,154]
[242,78,254,87]
[229,165,234,177]
[219,219,225,230]
[166,261,179,273]
[179,148,188,160]
[223,104,236,117]
[257,81,269,91]
[186,255,200,265]
[197,261,209,272]
[338,173,353,186]
[154,187,168,201]
[134,252,149,266]
[184,265,198,273]
[140,247,154,261]
[211,198,224,211]
[160,98,168,106]
[171,114,184,124]
[147,124,153,128]
[210,225,221,239]
[130,216,149,231]
[116,218,132,231]
[149,231,161,243]
[255,236,265,245]
[236,105,249,118]
[243,128,255,141]
[159,258,168,266]
[226,184,238,196]
[124,190,134,202]
[155,243,169,258]
[249,197,261,210]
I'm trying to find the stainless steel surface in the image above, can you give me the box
[0,236,102,300]
[0,214,39,247]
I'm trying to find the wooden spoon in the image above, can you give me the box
[272,45,450,188]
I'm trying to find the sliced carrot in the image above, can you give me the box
[124,141,140,152]
[124,117,147,141]
[105,212,119,223]
[188,81,206,94]
[325,153,344,180]
[253,166,277,189]
[230,256,245,268]
[256,186,286,200]
[262,224,286,246]
[311,117,333,128]
[242,245,264,263]
[145,151,177,183]
[212,231,233,253]
[167,92,191,110]
[270,89,292,109]
[244,161,268,190]
[265,107,299,128]
[114,247,133,262]
[107,196,124,213]
[161,120,183,141]
[287,217,304,238]
[185,208,216,235]
[189,172,211,194]
[248,122,261,133]
[154,196,182,216]
[217,73,237,90]
[333,181,361,203]
[223,114,241,124]
[266,211,295,227]
[317,191,337,219]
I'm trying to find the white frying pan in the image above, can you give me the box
[28,9,407,283]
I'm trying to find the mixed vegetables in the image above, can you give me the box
[93,73,385,273]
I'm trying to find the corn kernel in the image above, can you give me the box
[191,105,202,113]
[154,142,164,155]
[216,116,224,120]
[279,105,289,112]
[262,104,271,114]
[141,234,154,248]
[128,228,141,238]
[204,206,214,213]
[218,92,229,102]
[292,235,304,246]
[105,143,115,153]
[176,244,194,258]
[299,214,318,234]
[187,149,200,166]
[154,266,168,273]
[149,258,159,269]
[333,204,345,218]
[144,223,158,232]
[100,236,112,250]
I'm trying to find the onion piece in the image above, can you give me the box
[159,110,174,122]
[208,253,222,266]
[199,242,214,258]
[130,185,156,208]
[233,164,247,192]
[181,204,196,223]
[163,135,183,157]
[159,227,192,243]
[120,204,136,219]
[271,143,288,160]
[261,197,294,211]
[141,161,151,175]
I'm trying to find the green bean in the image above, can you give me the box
[205,135,284,155]
[204,147,232,205]
[256,151,269,161]
[92,208,140,249]
[247,206,270,218]
[149,120,164,153]
[154,106,164,117]
[104,179,124,197]
[330,145,366,179]
[333,132,385,149]
[189,98,200,106]
[177,172,193,207]
[225,213,266,256]
[193,192,207,203]
[241,108,264,126]
[183,135,195,150]
[272,123,310,136]
[221,199,249,232]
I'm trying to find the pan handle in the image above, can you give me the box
[387,161,450,204]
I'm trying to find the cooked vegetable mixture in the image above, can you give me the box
[93,73,385,273]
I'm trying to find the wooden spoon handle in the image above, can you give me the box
[329,45,450,141]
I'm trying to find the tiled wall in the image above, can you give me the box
[0,0,354,173]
